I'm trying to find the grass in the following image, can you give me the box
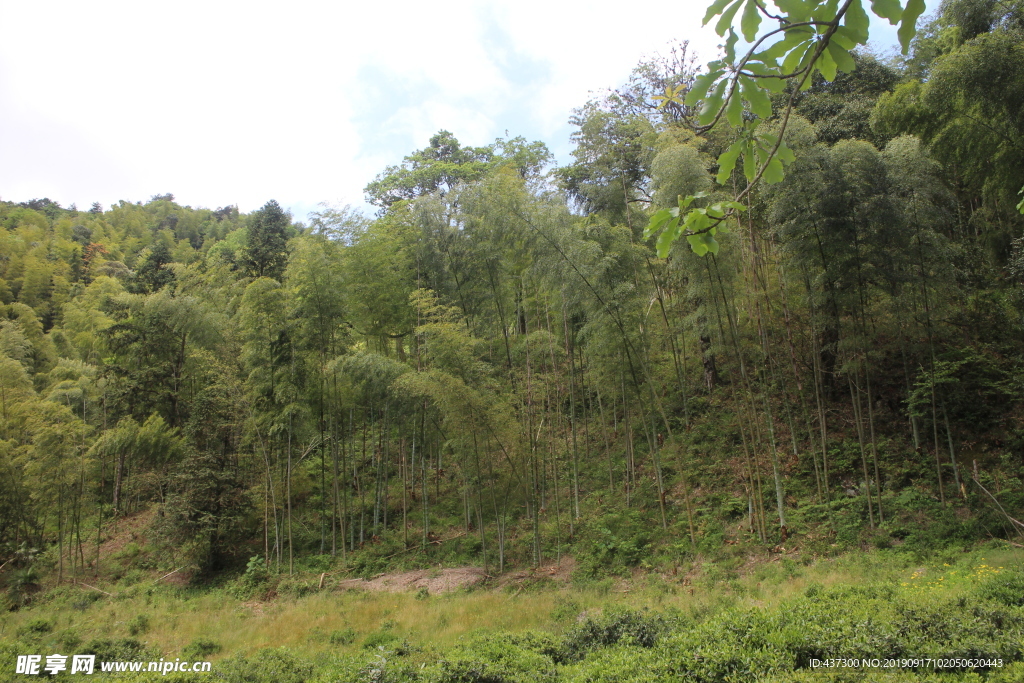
[4,542,1021,666]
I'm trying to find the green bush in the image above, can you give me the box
[16,618,52,638]
[276,575,317,598]
[182,637,221,659]
[231,555,270,599]
[575,511,653,577]
[363,631,403,651]
[429,632,558,683]
[80,638,151,662]
[558,608,680,663]
[550,597,582,622]
[329,628,357,646]
[6,566,42,607]
[57,628,82,650]
[127,614,150,636]
[562,583,1024,681]
[215,648,312,683]
[977,567,1024,607]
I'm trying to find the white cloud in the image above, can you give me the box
[0,0,920,217]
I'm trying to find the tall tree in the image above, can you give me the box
[243,200,291,280]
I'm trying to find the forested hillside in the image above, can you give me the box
[1,0,1023,606]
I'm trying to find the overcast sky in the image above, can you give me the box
[0,0,915,221]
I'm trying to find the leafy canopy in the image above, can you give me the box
[365,131,551,211]
[645,0,929,257]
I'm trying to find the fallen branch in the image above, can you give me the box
[76,581,113,596]
[154,568,181,584]
[973,475,1024,537]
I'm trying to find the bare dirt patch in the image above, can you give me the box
[333,557,577,595]
[243,600,267,617]
[335,567,489,595]
[97,508,156,558]
[495,555,577,590]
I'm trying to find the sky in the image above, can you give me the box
[0,0,917,222]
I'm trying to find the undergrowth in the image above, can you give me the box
[2,544,1023,681]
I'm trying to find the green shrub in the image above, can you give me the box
[215,648,312,683]
[561,645,665,683]
[16,618,52,638]
[363,631,403,651]
[57,628,82,650]
[182,637,221,659]
[977,567,1024,607]
[575,511,652,577]
[72,591,103,611]
[127,614,150,636]
[231,555,270,599]
[329,627,357,645]
[558,608,680,663]
[80,638,151,662]
[120,568,146,586]
[550,597,582,622]
[276,575,317,598]
[430,632,558,683]
[6,566,41,607]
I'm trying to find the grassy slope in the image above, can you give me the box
[3,543,1024,681]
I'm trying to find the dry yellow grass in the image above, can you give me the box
[3,545,1021,662]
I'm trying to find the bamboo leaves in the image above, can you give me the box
[652,0,926,257]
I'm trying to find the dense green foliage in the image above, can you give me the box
[1,1,1023,678]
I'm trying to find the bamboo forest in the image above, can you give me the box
[3,0,1024,680]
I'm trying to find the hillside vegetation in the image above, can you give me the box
[2,0,1024,679]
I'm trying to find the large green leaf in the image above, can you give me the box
[816,46,838,82]
[843,0,870,43]
[826,41,856,74]
[756,27,812,65]
[643,209,675,240]
[777,141,796,164]
[870,0,903,23]
[699,79,729,125]
[818,0,840,22]
[685,70,725,106]
[724,29,740,62]
[741,0,762,42]
[760,75,789,93]
[831,26,860,50]
[683,192,709,208]
[782,39,814,75]
[762,155,785,184]
[775,0,811,22]
[743,142,756,180]
[898,0,925,54]
[740,76,773,118]
[656,219,681,257]
[716,0,745,36]
[742,61,772,75]
[687,232,720,256]
[703,0,734,25]
[716,141,744,184]
[725,85,744,126]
